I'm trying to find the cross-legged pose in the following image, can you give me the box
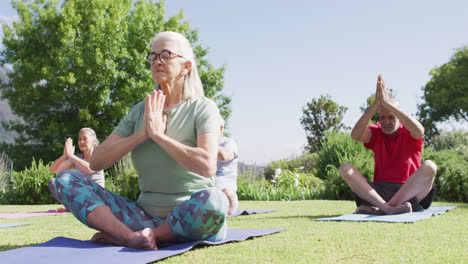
[49,31,228,250]
[215,118,239,216]
[339,74,437,215]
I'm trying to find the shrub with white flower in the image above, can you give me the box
[294,173,300,186]
[271,168,282,185]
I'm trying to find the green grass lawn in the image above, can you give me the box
[1,200,466,263]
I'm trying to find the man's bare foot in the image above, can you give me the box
[223,188,238,216]
[355,205,384,215]
[126,228,157,250]
[382,202,412,215]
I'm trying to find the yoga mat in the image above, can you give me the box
[0,210,69,219]
[0,228,285,264]
[0,222,32,228]
[229,209,276,217]
[311,206,457,223]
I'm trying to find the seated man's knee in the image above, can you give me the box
[421,160,437,178]
[339,163,355,179]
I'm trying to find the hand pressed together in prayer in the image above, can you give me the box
[63,138,75,157]
[375,74,394,108]
[145,89,167,141]
[137,90,167,140]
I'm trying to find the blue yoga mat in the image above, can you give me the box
[0,223,32,228]
[311,206,457,223]
[0,228,285,264]
[229,209,276,217]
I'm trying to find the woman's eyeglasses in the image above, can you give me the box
[146,50,184,65]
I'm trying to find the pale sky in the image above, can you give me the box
[1,0,467,165]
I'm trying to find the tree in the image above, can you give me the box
[0,0,231,169]
[417,46,468,144]
[0,66,17,143]
[359,88,396,124]
[300,94,348,152]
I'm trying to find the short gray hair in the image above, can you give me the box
[152,31,204,99]
[79,127,99,148]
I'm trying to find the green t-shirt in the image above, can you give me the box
[113,96,220,217]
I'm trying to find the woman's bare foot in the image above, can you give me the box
[355,205,384,215]
[56,207,69,213]
[223,188,238,216]
[382,202,412,215]
[126,228,157,250]
[92,228,157,250]
[91,232,120,246]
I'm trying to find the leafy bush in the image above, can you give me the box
[238,166,324,201]
[10,159,57,204]
[237,180,324,201]
[270,169,322,189]
[0,191,9,204]
[315,131,374,200]
[431,129,468,154]
[422,147,468,202]
[264,153,317,180]
[106,155,140,201]
[322,149,374,200]
[315,131,372,179]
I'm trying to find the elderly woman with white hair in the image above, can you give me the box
[48,31,228,250]
[49,127,105,187]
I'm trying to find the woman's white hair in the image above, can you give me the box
[152,31,204,99]
[79,127,99,148]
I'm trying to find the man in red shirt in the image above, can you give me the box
[339,75,437,215]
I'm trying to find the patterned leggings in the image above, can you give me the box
[49,170,229,242]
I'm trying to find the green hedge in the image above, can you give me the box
[315,131,374,200]
[238,181,324,201]
[263,153,317,181]
[422,147,468,202]
[105,155,140,201]
[1,136,466,204]
[10,159,57,204]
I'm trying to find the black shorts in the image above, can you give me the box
[354,181,436,212]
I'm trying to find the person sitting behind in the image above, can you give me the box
[49,127,104,212]
[215,118,239,216]
[339,74,437,215]
[49,127,105,186]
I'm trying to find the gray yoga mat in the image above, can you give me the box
[311,206,457,223]
[229,209,276,217]
[0,222,32,228]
